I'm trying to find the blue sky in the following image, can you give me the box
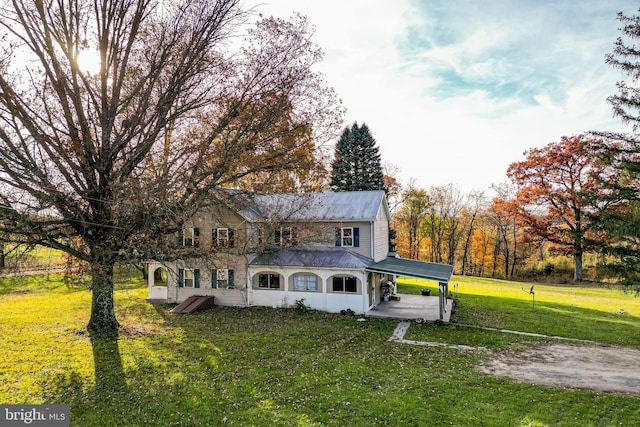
[253,0,639,193]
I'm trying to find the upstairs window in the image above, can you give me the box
[213,228,234,248]
[275,227,296,246]
[335,227,359,247]
[182,228,199,247]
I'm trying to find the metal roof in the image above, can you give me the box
[236,190,387,222]
[250,248,374,269]
[366,257,454,283]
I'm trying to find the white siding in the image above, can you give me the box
[373,207,390,261]
[248,266,369,314]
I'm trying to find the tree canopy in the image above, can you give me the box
[507,135,620,282]
[329,122,384,192]
[0,0,343,335]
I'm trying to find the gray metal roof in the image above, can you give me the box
[250,248,374,269]
[366,257,454,283]
[236,190,387,222]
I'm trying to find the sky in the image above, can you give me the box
[249,0,640,194]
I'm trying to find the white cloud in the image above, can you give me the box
[251,0,637,193]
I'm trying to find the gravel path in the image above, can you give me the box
[390,321,640,395]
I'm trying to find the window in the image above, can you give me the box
[258,273,281,289]
[336,227,359,247]
[213,269,234,289]
[342,228,353,247]
[275,227,296,246]
[332,276,357,293]
[184,269,195,287]
[182,228,199,247]
[293,274,318,291]
[178,268,200,288]
[213,228,234,248]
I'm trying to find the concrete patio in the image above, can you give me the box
[367,293,452,322]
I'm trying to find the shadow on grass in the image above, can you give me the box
[43,305,410,426]
[90,334,126,393]
[39,302,640,427]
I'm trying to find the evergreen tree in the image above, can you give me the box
[330,122,396,252]
[590,10,640,289]
[330,122,385,192]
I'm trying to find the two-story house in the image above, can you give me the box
[146,190,453,315]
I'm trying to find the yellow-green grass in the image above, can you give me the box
[2,245,66,271]
[2,273,640,426]
[400,276,640,346]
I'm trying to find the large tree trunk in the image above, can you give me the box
[87,261,119,337]
[574,251,583,282]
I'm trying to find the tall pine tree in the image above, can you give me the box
[589,10,640,289]
[330,122,385,191]
[330,122,396,252]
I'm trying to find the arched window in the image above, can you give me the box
[293,274,318,291]
[257,273,281,289]
[332,276,357,293]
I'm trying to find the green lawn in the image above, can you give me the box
[1,273,639,426]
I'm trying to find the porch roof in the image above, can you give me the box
[366,257,454,283]
[249,248,374,270]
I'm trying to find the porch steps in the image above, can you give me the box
[170,296,215,314]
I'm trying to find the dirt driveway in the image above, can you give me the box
[477,343,640,394]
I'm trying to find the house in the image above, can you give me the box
[146,190,453,318]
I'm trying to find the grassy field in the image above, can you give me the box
[1,272,639,426]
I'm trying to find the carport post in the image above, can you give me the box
[438,282,445,320]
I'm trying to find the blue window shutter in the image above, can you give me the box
[178,268,184,287]
[335,228,341,246]
[354,228,360,247]
[194,269,200,288]
[229,270,235,288]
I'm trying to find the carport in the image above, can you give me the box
[366,257,454,321]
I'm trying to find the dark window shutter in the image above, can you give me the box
[194,269,200,288]
[229,270,235,288]
[354,228,360,247]
[179,231,184,247]
[194,228,200,247]
[212,271,217,289]
[178,268,184,287]
[229,229,235,248]
[212,229,218,248]
[335,228,341,246]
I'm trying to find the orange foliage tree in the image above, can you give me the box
[507,135,621,281]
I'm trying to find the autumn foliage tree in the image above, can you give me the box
[507,135,619,281]
[0,0,342,336]
[395,183,430,259]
